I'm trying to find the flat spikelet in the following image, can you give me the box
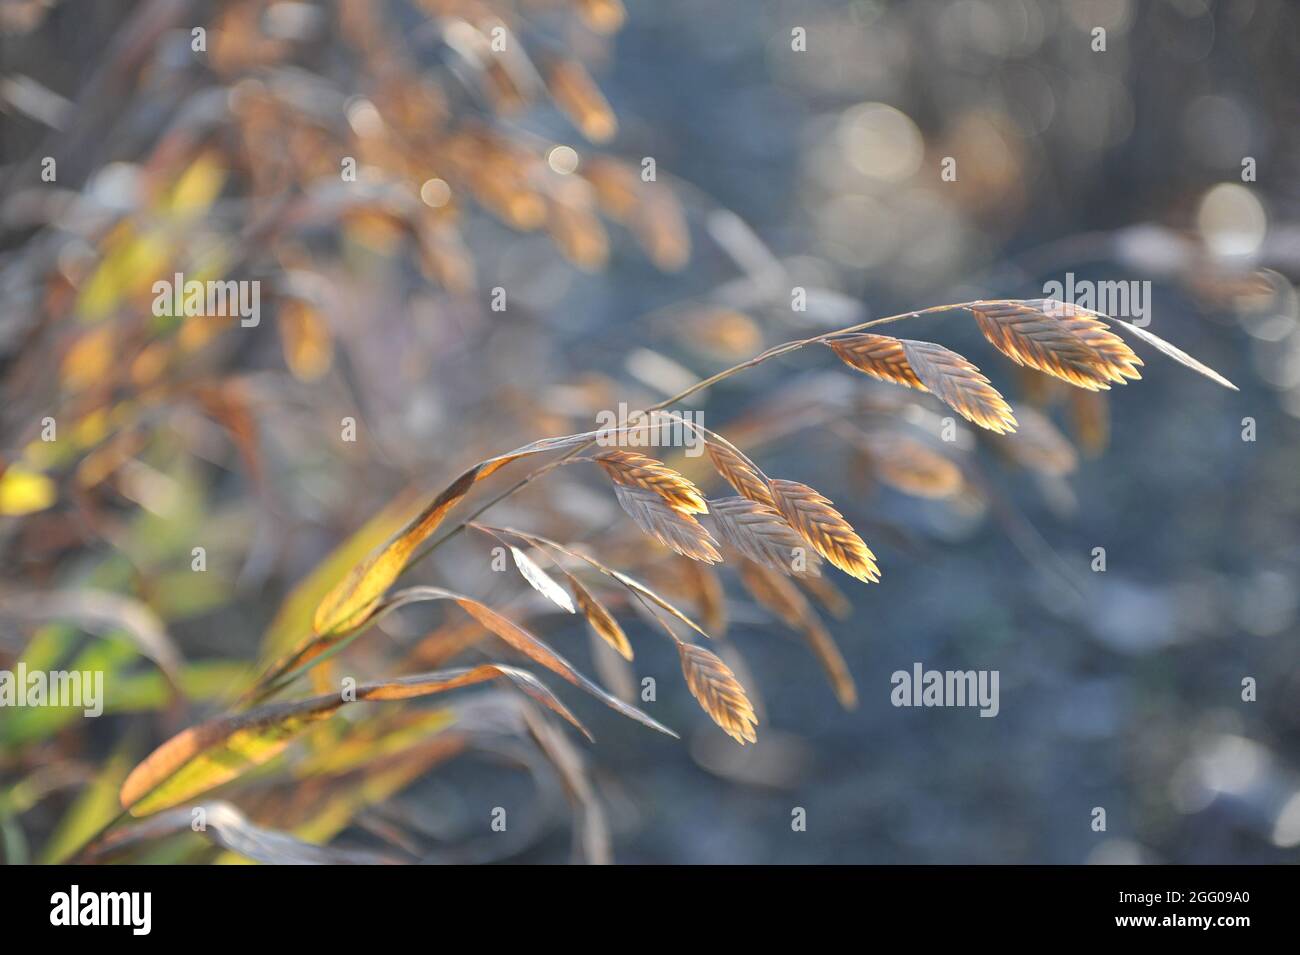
[827,334,1017,434]
[705,439,776,507]
[707,495,822,576]
[570,578,632,660]
[900,339,1018,434]
[677,642,758,744]
[596,449,708,514]
[970,299,1143,391]
[826,334,924,390]
[768,479,880,583]
[612,484,721,563]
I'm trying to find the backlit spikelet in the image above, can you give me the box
[900,338,1019,435]
[827,334,1017,434]
[677,642,758,744]
[570,578,633,660]
[970,299,1143,391]
[826,334,925,390]
[768,479,880,583]
[707,496,822,576]
[611,484,721,563]
[705,439,776,507]
[595,449,708,514]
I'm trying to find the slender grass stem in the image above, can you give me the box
[407,302,974,569]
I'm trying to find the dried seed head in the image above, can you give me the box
[828,333,1017,434]
[571,578,632,660]
[899,338,1018,435]
[596,449,708,515]
[769,479,880,583]
[826,334,925,391]
[677,642,758,744]
[611,484,721,563]
[708,495,822,576]
[970,299,1143,391]
[705,439,776,507]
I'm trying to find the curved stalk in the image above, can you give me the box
[406,302,975,569]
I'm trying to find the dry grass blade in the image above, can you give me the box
[736,561,857,710]
[569,576,633,660]
[769,479,880,583]
[119,664,590,816]
[92,801,402,865]
[705,438,776,507]
[0,588,184,688]
[707,495,822,576]
[595,449,708,514]
[612,483,721,563]
[519,705,611,865]
[970,299,1143,391]
[900,339,1018,434]
[677,642,758,744]
[309,429,605,640]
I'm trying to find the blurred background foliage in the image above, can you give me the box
[1,0,1298,863]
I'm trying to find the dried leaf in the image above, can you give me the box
[96,801,401,864]
[120,664,588,816]
[374,587,674,737]
[310,430,604,641]
[0,589,184,687]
